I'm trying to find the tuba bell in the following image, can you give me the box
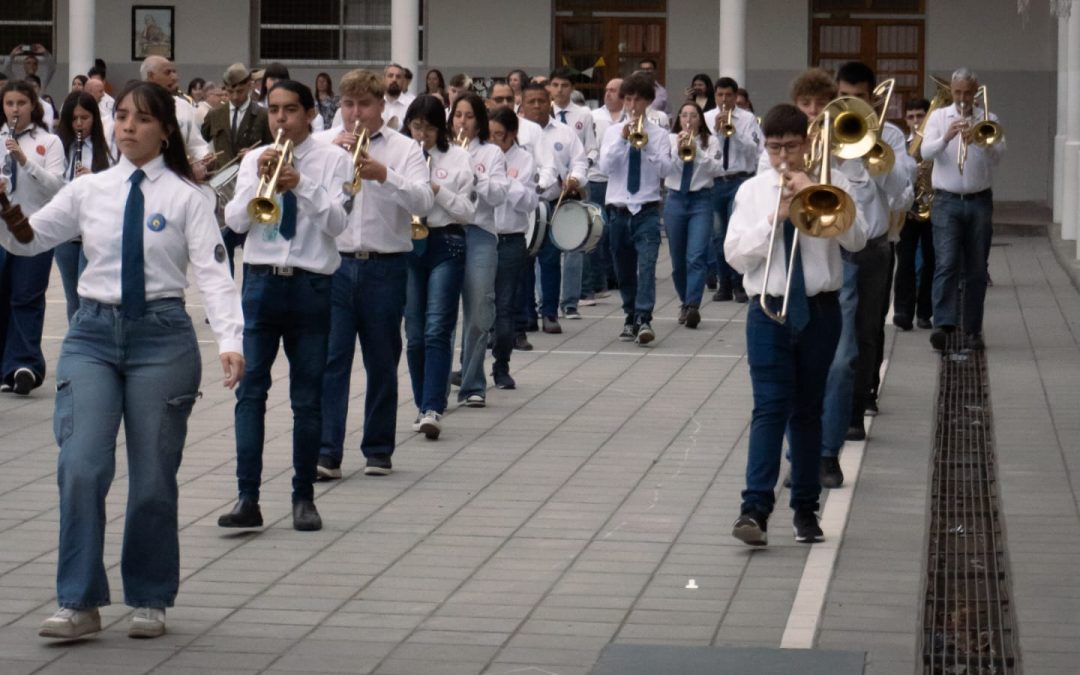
[247,128,295,225]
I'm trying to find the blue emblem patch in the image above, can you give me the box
[146,213,167,232]
[554,142,564,152]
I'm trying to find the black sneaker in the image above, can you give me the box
[217,499,263,528]
[619,322,637,341]
[732,510,768,546]
[820,456,844,488]
[292,500,322,531]
[12,367,36,396]
[793,509,824,543]
[930,327,954,351]
[916,317,933,330]
[635,321,655,345]
[493,371,516,390]
[713,287,733,302]
[706,274,718,291]
[316,456,342,481]
[514,335,533,351]
[733,287,749,303]
[684,306,701,329]
[450,370,462,388]
[364,455,392,476]
[892,314,913,331]
[846,419,866,441]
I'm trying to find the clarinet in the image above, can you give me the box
[71,131,84,180]
[2,116,15,185]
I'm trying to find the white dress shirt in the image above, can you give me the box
[589,107,625,182]
[599,118,675,213]
[704,106,764,176]
[382,95,409,130]
[538,118,588,202]
[496,144,538,235]
[664,132,723,192]
[725,166,869,298]
[322,124,434,254]
[0,125,65,214]
[0,154,243,354]
[427,145,476,227]
[174,95,211,160]
[225,135,352,275]
[464,139,509,234]
[921,103,1005,194]
[98,93,115,118]
[552,101,598,166]
[877,122,916,214]
[514,116,557,192]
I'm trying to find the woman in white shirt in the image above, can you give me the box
[54,90,114,322]
[403,95,474,440]
[0,80,65,395]
[664,102,722,329]
[451,93,508,408]
[0,81,244,641]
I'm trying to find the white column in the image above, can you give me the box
[391,0,419,95]
[1064,8,1080,242]
[68,0,95,85]
[1054,15,1068,225]
[718,0,747,87]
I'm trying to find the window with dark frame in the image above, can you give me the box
[812,0,923,12]
[0,1,54,56]
[258,0,423,65]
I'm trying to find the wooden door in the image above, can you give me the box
[554,16,665,104]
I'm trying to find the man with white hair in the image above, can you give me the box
[919,67,1005,353]
[141,55,212,175]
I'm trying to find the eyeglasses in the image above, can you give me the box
[765,141,803,155]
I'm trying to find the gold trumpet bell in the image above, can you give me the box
[822,97,878,159]
[248,197,280,225]
[865,140,895,177]
[972,119,1003,147]
[790,184,856,238]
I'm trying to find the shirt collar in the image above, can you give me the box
[118,153,167,183]
[230,101,249,115]
[291,135,315,161]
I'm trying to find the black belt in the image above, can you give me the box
[245,264,325,278]
[610,201,660,215]
[498,232,525,241]
[339,250,405,260]
[936,188,992,201]
[716,172,753,181]
[753,290,839,306]
[431,223,466,236]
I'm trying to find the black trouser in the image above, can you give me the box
[851,235,892,421]
[893,216,934,322]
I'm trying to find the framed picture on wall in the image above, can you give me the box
[132,6,174,60]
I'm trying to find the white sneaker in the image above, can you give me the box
[419,410,442,440]
[464,394,485,408]
[39,607,101,639]
[128,607,166,638]
[411,413,422,432]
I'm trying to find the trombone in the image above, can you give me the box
[958,85,1004,175]
[343,121,371,195]
[715,106,735,138]
[759,107,858,324]
[863,78,896,177]
[247,128,295,225]
[627,114,648,149]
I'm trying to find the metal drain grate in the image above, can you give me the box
[923,332,1018,674]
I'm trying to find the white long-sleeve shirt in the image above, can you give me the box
[427,145,476,227]
[495,144,538,235]
[921,103,1005,194]
[174,95,211,160]
[664,132,724,192]
[552,101,598,167]
[704,106,764,176]
[225,135,352,275]
[599,118,675,213]
[589,106,625,183]
[538,118,589,202]
[0,154,243,354]
[464,139,509,234]
[515,115,557,194]
[725,166,869,298]
[0,125,65,214]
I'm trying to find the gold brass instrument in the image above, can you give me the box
[818,97,877,161]
[716,106,735,138]
[971,86,1004,149]
[909,80,952,221]
[628,114,648,149]
[411,144,432,240]
[454,127,469,148]
[864,79,896,177]
[957,100,971,175]
[344,121,371,195]
[247,128,295,224]
[677,132,696,162]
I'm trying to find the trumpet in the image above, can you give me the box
[411,143,432,240]
[343,121,371,195]
[627,114,648,149]
[247,128,295,225]
[716,106,735,138]
[454,127,469,148]
[677,132,696,162]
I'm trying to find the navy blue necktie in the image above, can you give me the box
[279,191,297,240]
[679,155,693,193]
[121,169,147,319]
[722,136,730,171]
[627,147,641,194]
[558,110,568,124]
[783,218,809,332]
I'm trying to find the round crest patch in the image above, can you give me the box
[575,121,583,130]
[554,142,564,152]
[214,244,227,263]
[508,168,519,179]
[435,168,448,179]
[146,213,167,232]
[476,163,486,174]
[36,145,46,156]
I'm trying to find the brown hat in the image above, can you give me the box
[223,63,252,87]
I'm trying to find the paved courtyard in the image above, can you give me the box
[0,228,1078,674]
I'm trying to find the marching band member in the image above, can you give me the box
[518,82,587,336]
[0,80,65,395]
[219,80,352,532]
[403,95,474,440]
[0,81,243,639]
[489,107,537,389]
[452,93,509,408]
[664,102,722,328]
[704,77,763,304]
[893,97,934,331]
[54,91,113,322]
[726,104,868,547]
[140,56,213,178]
[585,78,625,300]
[383,63,410,130]
[489,82,553,192]
[598,73,675,346]
[920,67,1005,352]
[314,70,432,480]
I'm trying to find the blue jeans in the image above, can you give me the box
[536,200,562,318]
[0,247,53,387]
[406,227,466,414]
[561,250,584,312]
[931,190,994,334]
[493,233,528,374]
[607,203,661,322]
[742,293,841,516]
[711,176,748,289]
[320,254,407,465]
[663,189,713,307]
[460,227,498,400]
[54,241,88,322]
[821,258,858,458]
[235,267,332,503]
[585,182,614,293]
[54,299,201,609]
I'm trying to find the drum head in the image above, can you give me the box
[550,201,590,252]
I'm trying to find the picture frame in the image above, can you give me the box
[132,6,175,61]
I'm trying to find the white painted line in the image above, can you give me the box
[780,357,889,649]
[532,349,743,359]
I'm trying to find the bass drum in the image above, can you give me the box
[525,201,549,257]
[549,200,603,253]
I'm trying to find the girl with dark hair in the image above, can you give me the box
[664,101,723,328]
[54,90,114,321]
[425,68,447,99]
[258,62,290,107]
[314,71,338,129]
[450,93,508,407]
[0,79,65,395]
[687,73,715,113]
[0,80,244,640]
[402,95,474,439]
[71,74,88,93]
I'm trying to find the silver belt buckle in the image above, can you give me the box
[272,265,295,277]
